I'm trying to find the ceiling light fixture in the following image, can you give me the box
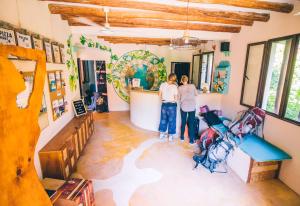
[170,0,205,50]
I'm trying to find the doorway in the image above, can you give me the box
[171,62,191,85]
[78,59,96,106]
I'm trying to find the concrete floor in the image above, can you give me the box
[75,112,300,206]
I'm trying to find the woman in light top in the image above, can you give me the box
[178,75,198,144]
[158,73,178,141]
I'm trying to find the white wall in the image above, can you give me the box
[220,2,300,194]
[0,0,80,178]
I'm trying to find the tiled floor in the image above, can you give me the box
[75,112,300,206]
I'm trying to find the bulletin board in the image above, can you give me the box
[47,70,67,121]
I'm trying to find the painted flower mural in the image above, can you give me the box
[111,50,167,102]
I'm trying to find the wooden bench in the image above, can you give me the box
[227,134,291,183]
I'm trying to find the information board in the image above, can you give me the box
[72,99,87,117]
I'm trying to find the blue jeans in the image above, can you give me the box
[159,103,177,135]
[180,109,196,143]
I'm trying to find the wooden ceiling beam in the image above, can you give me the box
[98,36,170,45]
[97,36,208,45]
[41,0,270,22]
[179,0,294,13]
[64,15,241,33]
[48,4,253,26]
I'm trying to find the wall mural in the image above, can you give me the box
[67,35,167,102]
[66,35,79,92]
[111,50,167,102]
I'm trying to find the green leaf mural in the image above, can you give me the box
[66,34,79,92]
[66,35,167,102]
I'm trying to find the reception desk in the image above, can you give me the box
[130,90,161,131]
[130,89,222,133]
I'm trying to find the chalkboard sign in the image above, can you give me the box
[72,99,87,117]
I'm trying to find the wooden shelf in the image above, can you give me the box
[39,112,94,180]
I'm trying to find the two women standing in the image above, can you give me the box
[158,74,198,144]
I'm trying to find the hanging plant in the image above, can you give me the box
[66,34,79,92]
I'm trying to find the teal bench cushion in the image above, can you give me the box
[238,134,292,162]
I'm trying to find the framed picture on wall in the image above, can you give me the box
[44,40,53,63]
[16,30,32,49]
[52,43,61,64]
[0,25,16,46]
[59,44,66,64]
[32,34,44,50]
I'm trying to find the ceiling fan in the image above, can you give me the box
[74,7,114,34]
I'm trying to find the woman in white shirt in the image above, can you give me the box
[178,75,198,144]
[158,73,178,141]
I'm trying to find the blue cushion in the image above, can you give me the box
[238,134,292,162]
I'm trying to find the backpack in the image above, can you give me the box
[197,128,218,151]
[228,107,265,138]
[193,137,234,173]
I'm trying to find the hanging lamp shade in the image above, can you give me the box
[169,0,205,49]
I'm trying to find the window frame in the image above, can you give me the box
[241,33,300,126]
[191,54,201,88]
[192,52,215,90]
[199,51,214,91]
[240,41,267,108]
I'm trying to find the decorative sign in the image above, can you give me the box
[52,43,61,63]
[212,61,231,94]
[32,37,43,50]
[44,41,53,63]
[16,32,32,48]
[60,45,65,63]
[0,27,16,45]
[73,99,87,117]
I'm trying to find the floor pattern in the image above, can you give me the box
[75,112,300,206]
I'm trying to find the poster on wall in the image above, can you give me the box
[55,71,61,91]
[32,36,43,50]
[44,41,53,63]
[48,72,56,92]
[52,43,61,64]
[16,32,32,49]
[0,27,16,45]
[52,99,60,119]
[96,60,109,113]
[59,45,66,64]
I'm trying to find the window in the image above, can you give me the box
[241,42,266,107]
[192,52,214,90]
[261,37,292,115]
[241,34,300,125]
[284,38,300,122]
